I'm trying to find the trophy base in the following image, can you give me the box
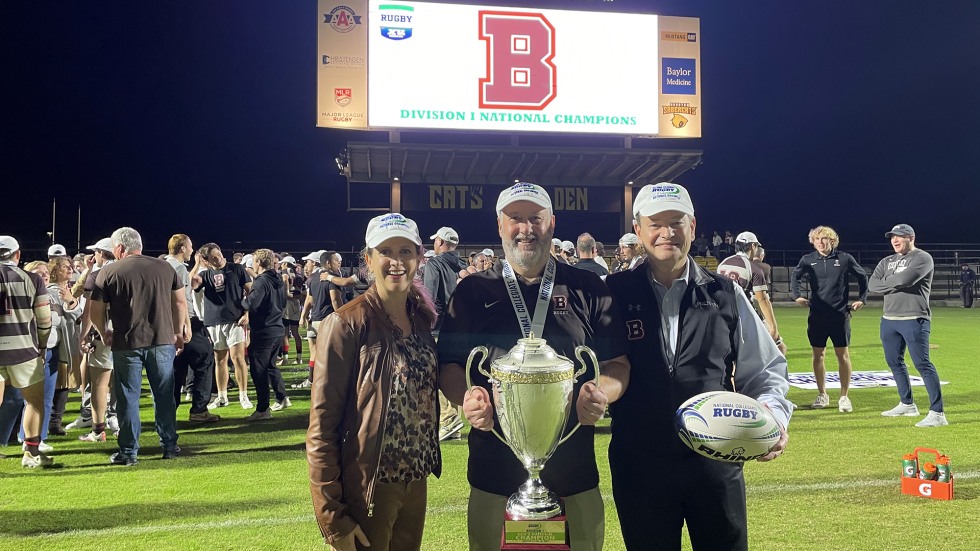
[501,510,570,550]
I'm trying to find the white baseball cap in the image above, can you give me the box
[365,213,422,249]
[280,255,296,266]
[735,231,760,245]
[47,244,67,257]
[481,248,494,257]
[551,238,562,248]
[424,250,436,258]
[619,233,640,246]
[633,182,695,219]
[86,237,114,252]
[496,182,552,216]
[242,254,254,268]
[561,240,575,253]
[0,236,19,259]
[429,227,459,245]
[302,250,324,262]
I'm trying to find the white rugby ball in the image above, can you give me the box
[675,391,781,462]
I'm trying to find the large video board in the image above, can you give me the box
[317,0,701,137]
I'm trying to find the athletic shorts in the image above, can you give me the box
[88,338,114,371]
[0,357,45,388]
[808,313,851,348]
[208,323,246,351]
[283,318,299,327]
[307,323,320,340]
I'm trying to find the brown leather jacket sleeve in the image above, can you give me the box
[306,313,358,543]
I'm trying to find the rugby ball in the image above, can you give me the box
[675,391,781,462]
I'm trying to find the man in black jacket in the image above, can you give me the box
[604,183,790,550]
[790,226,868,413]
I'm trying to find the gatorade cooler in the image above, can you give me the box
[901,448,954,500]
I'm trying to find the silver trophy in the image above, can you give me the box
[466,336,598,520]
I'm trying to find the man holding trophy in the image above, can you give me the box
[438,182,631,551]
[604,183,792,550]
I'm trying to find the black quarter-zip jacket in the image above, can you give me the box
[790,250,869,316]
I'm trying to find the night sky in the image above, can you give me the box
[6,1,979,258]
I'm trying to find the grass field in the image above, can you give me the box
[1,306,977,550]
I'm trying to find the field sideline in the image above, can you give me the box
[1,306,977,550]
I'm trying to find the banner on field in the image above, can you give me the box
[787,371,949,390]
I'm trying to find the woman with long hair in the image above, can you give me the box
[307,213,440,551]
[46,256,83,436]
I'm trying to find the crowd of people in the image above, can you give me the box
[0,181,949,550]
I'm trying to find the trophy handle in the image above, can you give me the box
[557,345,602,446]
[464,346,511,448]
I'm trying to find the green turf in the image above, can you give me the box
[1,307,977,550]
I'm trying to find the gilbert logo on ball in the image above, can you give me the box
[675,391,781,462]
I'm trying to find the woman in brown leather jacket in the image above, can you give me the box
[307,213,440,551]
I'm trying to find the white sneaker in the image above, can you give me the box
[22,452,54,469]
[915,411,948,427]
[838,396,853,413]
[65,418,93,430]
[240,395,254,410]
[882,402,919,417]
[811,393,830,409]
[291,379,312,390]
[439,418,465,441]
[106,416,119,433]
[208,397,229,410]
[270,397,292,412]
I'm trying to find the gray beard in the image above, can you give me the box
[502,237,550,272]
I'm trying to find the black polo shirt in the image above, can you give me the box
[439,261,628,497]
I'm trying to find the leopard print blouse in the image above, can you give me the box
[377,330,440,483]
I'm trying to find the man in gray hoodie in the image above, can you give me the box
[869,224,947,427]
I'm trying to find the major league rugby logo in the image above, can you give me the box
[335,88,353,107]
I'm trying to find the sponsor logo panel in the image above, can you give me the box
[662,57,696,95]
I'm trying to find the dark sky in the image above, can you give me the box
[6,1,979,256]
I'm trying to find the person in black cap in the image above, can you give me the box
[869,224,947,427]
[959,263,975,308]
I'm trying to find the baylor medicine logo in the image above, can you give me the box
[379,4,414,40]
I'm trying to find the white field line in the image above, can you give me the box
[18,471,978,540]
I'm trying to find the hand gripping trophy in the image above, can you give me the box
[467,335,598,549]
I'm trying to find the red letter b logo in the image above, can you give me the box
[479,11,556,110]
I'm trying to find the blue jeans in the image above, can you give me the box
[0,385,25,445]
[880,318,944,412]
[112,345,178,458]
[18,349,57,442]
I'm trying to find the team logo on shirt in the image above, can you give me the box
[213,272,225,292]
[626,319,644,340]
[552,295,568,313]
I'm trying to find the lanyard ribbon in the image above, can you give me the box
[501,257,556,338]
